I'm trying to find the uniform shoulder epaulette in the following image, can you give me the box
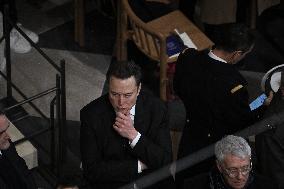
[231,84,243,94]
[181,48,190,54]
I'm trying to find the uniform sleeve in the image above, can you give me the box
[228,84,256,129]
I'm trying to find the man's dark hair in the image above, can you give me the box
[106,61,142,86]
[0,110,5,116]
[213,23,255,53]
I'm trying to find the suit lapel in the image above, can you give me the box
[134,93,149,134]
[3,145,29,187]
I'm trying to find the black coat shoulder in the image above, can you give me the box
[80,94,112,116]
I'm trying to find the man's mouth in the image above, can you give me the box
[234,181,245,186]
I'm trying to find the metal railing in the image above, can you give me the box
[119,109,284,189]
[0,3,66,184]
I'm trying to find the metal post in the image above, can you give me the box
[59,59,66,161]
[56,74,62,176]
[3,4,12,97]
[50,97,56,171]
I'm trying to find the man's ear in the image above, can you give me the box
[137,83,142,95]
[233,50,243,58]
[216,160,222,173]
[228,50,243,64]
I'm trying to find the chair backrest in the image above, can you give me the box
[121,0,168,62]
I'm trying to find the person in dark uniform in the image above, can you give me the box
[173,23,273,188]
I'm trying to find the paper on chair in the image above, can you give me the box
[174,29,197,49]
[179,32,197,49]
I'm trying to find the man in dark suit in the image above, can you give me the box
[80,61,174,189]
[0,110,37,189]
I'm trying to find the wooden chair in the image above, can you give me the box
[117,0,214,101]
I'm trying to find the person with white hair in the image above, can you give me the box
[184,135,278,189]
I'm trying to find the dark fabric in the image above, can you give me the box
[0,143,37,189]
[173,48,264,188]
[255,91,284,189]
[0,155,27,189]
[184,168,277,189]
[0,176,8,189]
[208,167,254,189]
[128,0,175,22]
[80,89,174,189]
[0,0,18,24]
[178,0,197,21]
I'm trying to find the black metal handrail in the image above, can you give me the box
[4,87,58,112]
[120,110,284,189]
[1,3,67,182]
[0,70,50,121]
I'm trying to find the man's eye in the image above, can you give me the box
[124,94,132,98]
[241,167,251,171]
[228,169,238,173]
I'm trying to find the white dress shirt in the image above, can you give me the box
[127,105,143,173]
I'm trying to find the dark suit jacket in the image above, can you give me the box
[0,176,8,189]
[1,142,37,189]
[184,171,278,189]
[255,91,284,189]
[80,90,173,189]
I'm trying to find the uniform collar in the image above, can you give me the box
[208,50,227,63]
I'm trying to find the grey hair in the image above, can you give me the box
[215,135,251,162]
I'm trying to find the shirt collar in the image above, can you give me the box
[130,105,136,117]
[208,50,227,63]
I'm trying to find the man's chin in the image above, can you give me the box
[1,142,10,150]
[231,182,246,189]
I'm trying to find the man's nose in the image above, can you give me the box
[236,171,245,180]
[4,132,10,139]
[118,96,125,105]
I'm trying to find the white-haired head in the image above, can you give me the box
[215,135,251,162]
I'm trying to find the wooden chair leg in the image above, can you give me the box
[160,58,168,101]
[74,0,85,47]
[116,0,128,61]
[248,0,257,29]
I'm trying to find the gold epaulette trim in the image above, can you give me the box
[231,84,243,94]
[181,48,189,54]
